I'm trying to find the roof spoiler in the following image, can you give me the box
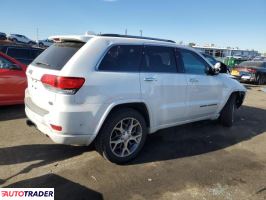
[49,35,94,43]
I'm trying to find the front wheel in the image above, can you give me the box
[219,94,236,127]
[95,108,147,164]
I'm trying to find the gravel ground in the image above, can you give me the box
[0,84,266,200]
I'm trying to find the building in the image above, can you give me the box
[192,44,260,59]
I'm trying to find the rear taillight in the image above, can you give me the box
[247,68,257,73]
[41,74,85,94]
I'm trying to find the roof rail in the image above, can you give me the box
[99,34,176,43]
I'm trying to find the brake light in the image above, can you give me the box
[41,74,85,94]
[247,68,257,73]
[53,38,61,42]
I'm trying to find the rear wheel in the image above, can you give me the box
[220,94,236,127]
[256,74,264,85]
[95,108,147,164]
[39,42,44,48]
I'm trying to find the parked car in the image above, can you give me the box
[200,52,230,74]
[0,52,27,106]
[25,34,246,163]
[231,61,266,85]
[0,45,43,65]
[0,32,7,40]
[8,34,37,45]
[37,39,53,48]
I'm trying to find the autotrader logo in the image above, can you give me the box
[0,188,54,200]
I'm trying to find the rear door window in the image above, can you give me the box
[141,46,177,73]
[32,42,84,70]
[98,45,143,72]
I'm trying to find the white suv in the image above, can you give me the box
[25,34,246,163]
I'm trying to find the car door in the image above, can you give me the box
[140,45,188,129]
[0,55,26,105]
[177,48,223,120]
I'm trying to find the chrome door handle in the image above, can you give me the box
[189,78,199,83]
[144,77,157,81]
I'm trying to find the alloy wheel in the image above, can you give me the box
[109,117,142,157]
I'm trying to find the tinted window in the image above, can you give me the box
[179,49,207,74]
[7,48,30,58]
[33,42,84,70]
[99,45,142,72]
[30,49,43,59]
[0,56,13,69]
[202,53,217,65]
[0,46,7,54]
[141,46,177,73]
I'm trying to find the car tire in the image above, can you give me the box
[28,42,34,46]
[256,74,264,85]
[39,43,44,48]
[219,94,236,127]
[95,108,147,164]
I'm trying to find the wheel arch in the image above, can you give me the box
[94,101,152,137]
[222,90,245,111]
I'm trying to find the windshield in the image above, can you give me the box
[32,42,84,70]
[239,61,264,68]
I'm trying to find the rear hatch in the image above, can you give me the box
[26,42,85,111]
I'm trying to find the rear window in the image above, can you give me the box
[33,42,84,70]
[239,61,264,68]
[7,48,30,58]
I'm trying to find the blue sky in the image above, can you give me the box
[1,0,265,52]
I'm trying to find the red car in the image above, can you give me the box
[0,51,27,106]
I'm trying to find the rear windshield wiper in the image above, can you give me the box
[35,61,51,67]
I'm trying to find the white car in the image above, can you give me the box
[8,34,36,45]
[25,34,246,163]
[37,39,53,48]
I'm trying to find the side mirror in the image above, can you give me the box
[207,62,220,75]
[214,62,221,71]
[212,62,221,75]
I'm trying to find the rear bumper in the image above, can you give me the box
[25,106,94,145]
[231,73,256,82]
